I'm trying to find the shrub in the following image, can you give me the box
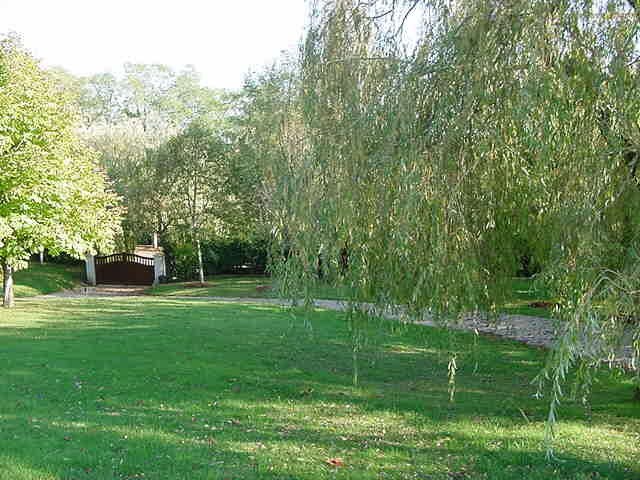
[163,237,268,281]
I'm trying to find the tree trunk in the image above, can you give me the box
[196,238,205,284]
[2,262,14,308]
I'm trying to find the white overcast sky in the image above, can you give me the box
[0,0,308,90]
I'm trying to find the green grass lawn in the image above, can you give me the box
[0,297,638,479]
[147,275,353,301]
[148,275,554,317]
[0,262,81,298]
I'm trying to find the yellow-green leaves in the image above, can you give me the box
[0,36,122,268]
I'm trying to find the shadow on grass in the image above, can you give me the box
[0,297,638,479]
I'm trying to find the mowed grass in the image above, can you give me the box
[0,298,638,479]
[147,275,353,301]
[0,262,81,298]
[148,275,554,317]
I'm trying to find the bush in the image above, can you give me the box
[29,251,84,266]
[164,243,199,281]
[163,237,268,281]
[202,238,268,275]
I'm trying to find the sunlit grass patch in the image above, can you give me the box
[0,297,637,479]
[500,277,555,318]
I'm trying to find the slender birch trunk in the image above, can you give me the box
[2,262,14,308]
[196,238,205,284]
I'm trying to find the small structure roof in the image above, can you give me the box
[134,245,164,259]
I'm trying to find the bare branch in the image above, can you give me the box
[368,0,397,20]
[396,0,421,36]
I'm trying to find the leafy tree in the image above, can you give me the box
[164,67,227,128]
[78,72,123,126]
[0,36,122,307]
[233,58,306,286]
[121,63,175,133]
[81,121,162,249]
[155,121,234,282]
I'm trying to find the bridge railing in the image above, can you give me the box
[95,253,154,267]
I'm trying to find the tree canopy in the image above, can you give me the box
[74,63,229,248]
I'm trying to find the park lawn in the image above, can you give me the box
[0,262,81,298]
[147,275,353,300]
[0,298,638,479]
[148,275,555,317]
[147,275,274,298]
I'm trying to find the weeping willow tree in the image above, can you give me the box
[259,0,640,444]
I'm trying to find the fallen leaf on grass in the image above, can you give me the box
[325,458,345,467]
[448,469,469,479]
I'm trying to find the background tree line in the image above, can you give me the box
[2,34,273,292]
[55,62,269,280]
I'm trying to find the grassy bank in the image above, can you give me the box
[0,262,81,297]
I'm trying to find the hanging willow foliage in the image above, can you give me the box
[257,0,640,443]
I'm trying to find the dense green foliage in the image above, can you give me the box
[165,237,268,279]
[0,297,637,479]
[199,237,268,275]
[0,36,121,306]
[153,121,254,281]
[69,64,267,280]
[75,64,229,248]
